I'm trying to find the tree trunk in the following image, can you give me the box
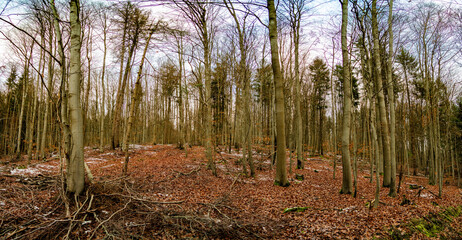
[16,53,31,156]
[40,27,54,160]
[99,17,107,151]
[111,10,129,150]
[122,29,153,175]
[386,0,397,197]
[67,0,85,194]
[340,0,353,194]
[268,0,288,187]
[372,0,392,187]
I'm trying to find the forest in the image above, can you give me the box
[0,0,462,239]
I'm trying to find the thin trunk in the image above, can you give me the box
[372,0,391,187]
[99,18,107,151]
[122,29,153,175]
[387,0,397,197]
[16,55,31,156]
[111,10,129,149]
[340,0,353,194]
[40,27,54,160]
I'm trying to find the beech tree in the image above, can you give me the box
[340,0,353,194]
[268,0,289,187]
[67,0,85,194]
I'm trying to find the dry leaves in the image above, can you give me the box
[0,145,461,239]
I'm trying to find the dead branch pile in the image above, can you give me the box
[0,174,260,239]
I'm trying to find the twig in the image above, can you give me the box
[64,190,91,240]
[173,167,201,176]
[101,193,184,204]
[89,199,132,240]
[155,167,201,184]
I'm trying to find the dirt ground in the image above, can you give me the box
[1,144,461,239]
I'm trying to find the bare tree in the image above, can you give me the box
[174,0,217,176]
[340,0,353,194]
[268,0,289,187]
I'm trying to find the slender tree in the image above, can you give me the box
[340,0,353,194]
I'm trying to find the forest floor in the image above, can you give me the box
[1,144,462,239]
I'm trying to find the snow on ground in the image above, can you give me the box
[217,164,240,172]
[420,192,434,199]
[86,157,107,164]
[100,152,116,157]
[145,151,157,156]
[257,174,272,181]
[99,164,115,169]
[36,164,58,172]
[129,144,150,150]
[305,167,322,172]
[10,167,42,176]
[220,152,243,158]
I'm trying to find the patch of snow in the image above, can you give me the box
[223,152,243,157]
[305,167,322,172]
[129,144,149,150]
[100,152,116,156]
[35,164,58,173]
[262,159,272,165]
[0,201,5,206]
[145,151,157,156]
[341,206,357,213]
[420,193,433,199]
[10,167,42,176]
[257,175,272,181]
[86,157,107,164]
[99,164,115,169]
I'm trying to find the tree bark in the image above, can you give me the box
[67,0,85,194]
[340,0,353,194]
[268,0,288,187]
[386,0,397,197]
[122,28,153,175]
[372,0,392,187]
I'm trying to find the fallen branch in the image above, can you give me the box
[155,167,201,184]
[101,193,184,205]
[89,199,132,240]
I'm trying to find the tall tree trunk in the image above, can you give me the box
[268,0,288,187]
[340,0,353,194]
[99,16,107,152]
[51,0,72,187]
[83,30,92,144]
[40,27,54,160]
[122,29,153,175]
[372,0,392,187]
[28,65,40,163]
[16,50,32,156]
[331,37,337,171]
[67,0,85,194]
[111,10,129,150]
[386,0,397,197]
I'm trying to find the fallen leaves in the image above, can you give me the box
[0,144,461,239]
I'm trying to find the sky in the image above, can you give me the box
[0,0,461,95]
